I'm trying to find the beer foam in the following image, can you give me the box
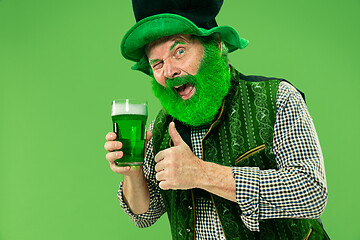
[112,101,147,116]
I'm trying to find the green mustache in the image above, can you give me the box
[166,75,196,89]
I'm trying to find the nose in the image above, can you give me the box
[163,58,181,79]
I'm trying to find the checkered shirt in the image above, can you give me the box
[117,81,328,238]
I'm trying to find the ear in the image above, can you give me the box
[215,34,222,54]
[218,39,222,52]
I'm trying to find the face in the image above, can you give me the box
[148,34,232,126]
[146,34,204,100]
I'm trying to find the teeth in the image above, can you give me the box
[174,84,184,89]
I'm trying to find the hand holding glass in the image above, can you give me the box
[111,99,148,166]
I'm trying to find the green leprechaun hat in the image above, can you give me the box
[120,0,249,75]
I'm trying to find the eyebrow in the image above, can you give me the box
[169,41,185,51]
[149,39,187,66]
[149,59,160,65]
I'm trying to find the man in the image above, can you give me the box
[104,0,329,239]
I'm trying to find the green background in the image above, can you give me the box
[1,0,359,239]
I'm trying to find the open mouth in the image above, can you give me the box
[173,83,196,100]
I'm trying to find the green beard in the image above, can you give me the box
[151,41,231,126]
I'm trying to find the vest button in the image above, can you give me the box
[186,228,191,233]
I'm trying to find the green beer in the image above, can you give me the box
[111,99,148,166]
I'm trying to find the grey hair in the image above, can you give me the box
[192,34,229,63]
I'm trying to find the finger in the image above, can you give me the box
[169,122,185,146]
[109,162,131,174]
[106,132,117,141]
[154,160,165,173]
[154,150,165,163]
[106,151,123,163]
[159,181,169,190]
[104,141,122,152]
[155,171,165,181]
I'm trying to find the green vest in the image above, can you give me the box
[152,67,328,240]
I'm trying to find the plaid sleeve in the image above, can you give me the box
[232,81,328,232]
[117,120,166,228]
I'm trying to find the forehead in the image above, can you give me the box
[146,34,194,54]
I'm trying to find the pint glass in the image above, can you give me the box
[111,99,148,166]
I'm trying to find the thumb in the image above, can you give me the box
[169,122,185,146]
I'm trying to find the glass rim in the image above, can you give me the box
[112,98,148,105]
[111,98,148,116]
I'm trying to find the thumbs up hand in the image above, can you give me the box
[154,122,204,190]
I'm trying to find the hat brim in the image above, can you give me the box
[120,13,249,62]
